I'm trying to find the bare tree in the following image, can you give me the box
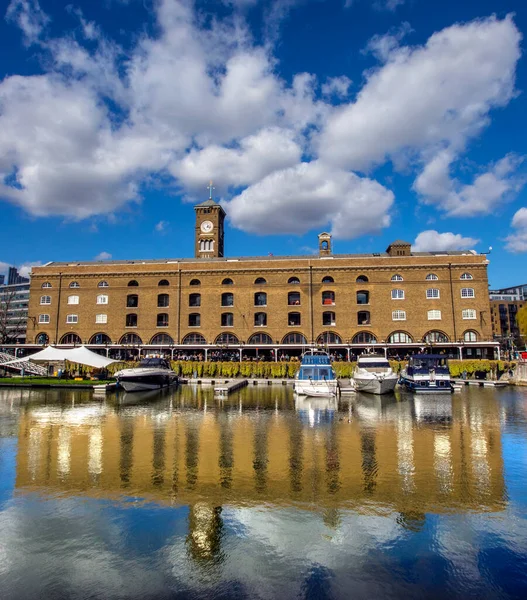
[0,287,28,344]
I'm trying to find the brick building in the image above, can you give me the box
[25,199,497,360]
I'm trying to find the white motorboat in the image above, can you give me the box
[400,354,453,394]
[114,357,178,392]
[352,354,398,395]
[293,351,339,397]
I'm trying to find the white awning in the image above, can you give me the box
[3,346,118,369]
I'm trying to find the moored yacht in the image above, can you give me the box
[400,354,453,394]
[114,357,178,392]
[352,354,398,395]
[294,351,339,397]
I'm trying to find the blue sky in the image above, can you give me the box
[0,0,526,288]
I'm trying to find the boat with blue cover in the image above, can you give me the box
[400,354,453,393]
[293,351,339,397]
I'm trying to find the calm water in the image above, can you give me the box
[1,384,527,600]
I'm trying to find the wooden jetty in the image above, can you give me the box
[214,379,249,397]
[452,379,508,388]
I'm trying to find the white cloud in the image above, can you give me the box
[362,22,413,63]
[505,207,527,253]
[94,252,112,261]
[6,0,49,46]
[0,260,42,279]
[319,16,521,172]
[414,152,525,216]
[321,76,352,99]
[155,220,168,233]
[412,230,479,252]
[224,160,394,239]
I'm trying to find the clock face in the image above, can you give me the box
[201,220,214,233]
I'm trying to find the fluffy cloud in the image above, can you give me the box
[5,0,49,46]
[94,252,112,261]
[505,208,527,253]
[224,160,394,238]
[414,152,525,216]
[0,260,43,279]
[412,230,479,252]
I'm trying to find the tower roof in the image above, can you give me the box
[194,198,220,208]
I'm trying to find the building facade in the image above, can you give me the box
[0,275,30,344]
[25,200,496,360]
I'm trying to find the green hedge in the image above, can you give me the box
[104,359,517,380]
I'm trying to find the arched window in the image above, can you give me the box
[189,293,200,307]
[98,281,109,288]
[322,311,335,326]
[426,273,438,281]
[126,313,138,327]
[221,312,234,327]
[322,276,334,284]
[182,333,206,344]
[89,333,111,345]
[248,333,273,344]
[254,292,267,306]
[158,293,169,307]
[357,290,369,305]
[190,279,201,286]
[69,281,80,288]
[215,333,239,344]
[40,295,51,305]
[322,290,335,305]
[36,333,49,345]
[462,309,477,320]
[282,332,308,344]
[423,330,449,343]
[288,291,301,305]
[254,312,267,327]
[189,313,201,327]
[254,277,267,285]
[358,311,370,325]
[317,331,342,344]
[126,294,138,308]
[460,273,473,280]
[127,280,139,287]
[157,313,169,327]
[158,279,169,286]
[392,310,406,321]
[352,332,377,344]
[391,274,403,281]
[199,239,214,252]
[150,333,173,345]
[221,292,234,307]
[41,282,52,288]
[96,294,108,305]
[356,275,368,283]
[222,278,234,285]
[288,277,300,284]
[461,288,475,298]
[388,332,413,343]
[426,288,440,299]
[120,333,142,345]
[288,312,301,326]
[60,333,82,345]
[38,314,50,324]
[463,330,478,342]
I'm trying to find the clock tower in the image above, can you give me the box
[194,189,226,258]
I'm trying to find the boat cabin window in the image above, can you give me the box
[138,358,170,369]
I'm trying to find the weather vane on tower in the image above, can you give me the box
[207,180,215,200]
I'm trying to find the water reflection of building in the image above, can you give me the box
[15,392,506,517]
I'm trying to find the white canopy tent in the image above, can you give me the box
[3,346,118,369]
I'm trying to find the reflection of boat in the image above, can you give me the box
[293,351,338,397]
[400,354,453,394]
[353,354,398,395]
[114,358,178,392]
[295,395,337,426]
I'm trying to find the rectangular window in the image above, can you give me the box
[426,288,440,299]
[461,288,475,298]
[68,295,79,305]
[428,310,441,320]
[392,310,406,321]
[38,314,50,324]
[391,289,404,300]
[96,314,108,324]
[462,309,477,320]
[40,296,51,305]
[66,314,78,324]
[97,295,108,304]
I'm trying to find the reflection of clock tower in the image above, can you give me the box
[194,188,226,258]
